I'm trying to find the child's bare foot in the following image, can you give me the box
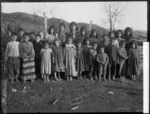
[90,78,94,81]
[31,79,34,82]
[103,78,107,81]
[70,77,73,81]
[112,76,116,80]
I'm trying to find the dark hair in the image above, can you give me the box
[48,26,55,34]
[92,42,97,46]
[11,32,17,36]
[18,28,23,32]
[69,21,77,31]
[80,26,87,36]
[102,34,108,39]
[115,30,123,38]
[89,29,98,38]
[35,34,41,38]
[43,40,49,45]
[23,32,29,38]
[30,32,35,35]
[124,27,133,37]
[59,23,66,28]
[119,40,126,46]
[108,31,115,37]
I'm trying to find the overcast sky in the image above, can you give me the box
[1,2,147,30]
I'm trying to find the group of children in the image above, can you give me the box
[4,22,141,83]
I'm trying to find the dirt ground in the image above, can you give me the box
[5,46,143,113]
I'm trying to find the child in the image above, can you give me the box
[17,28,24,42]
[29,32,35,43]
[19,33,36,83]
[115,30,123,45]
[107,39,118,80]
[5,32,20,83]
[89,29,99,45]
[40,41,53,82]
[127,41,140,80]
[64,36,77,81]
[33,34,43,79]
[76,40,85,80]
[52,39,65,81]
[58,23,67,47]
[88,42,98,81]
[108,31,119,48]
[79,26,88,44]
[118,40,128,79]
[46,26,56,45]
[82,39,92,78]
[67,22,80,43]
[96,47,109,81]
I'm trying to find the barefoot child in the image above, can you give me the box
[52,39,65,81]
[96,47,109,81]
[5,32,20,83]
[118,40,128,79]
[127,41,140,80]
[64,36,77,81]
[76,40,85,80]
[19,33,36,83]
[33,34,43,79]
[40,41,53,82]
[88,42,98,81]
[82,39,92,78]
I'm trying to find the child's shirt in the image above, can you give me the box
[33,41,43,58]
[5,41,20,60]
[107,44,118,61]
[88,47,97,65]
[118,47,128,62]
[96,53,109,65]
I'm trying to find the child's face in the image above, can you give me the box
[19,31,24,36]
[11,35,17,41]
[93,44,97,49]
[30,34,35,41]
[122,43,125,48]
[44,43,49,48]
[35,36,41,42]
[60,26,65,32]
[71,24,76,31]
[118,32,121,38]
[24,36,29,42]
[103,36,108,41]
[126,30,131,36]
[85,40,90,45]
[93,31,97,36]
[81,30,86,35]
[39,32,43,39]
[67,38,72,44]
[50,28,54,34]
[100,48,104,53]
[77,43,81,48]
[132,43,136,48]
[55,41,59,46]
[110,33,114,38]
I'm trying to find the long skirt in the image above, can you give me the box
[22,58,36,81]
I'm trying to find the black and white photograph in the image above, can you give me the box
[1,1,149,113]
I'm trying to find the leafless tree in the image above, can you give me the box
[103,2,127,31]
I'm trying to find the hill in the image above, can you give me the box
[1,12,108,36]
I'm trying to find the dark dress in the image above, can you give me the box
[76,47,85,72]
[52,45,65,72]
[82,45,92,71]
[127,48,140,75]
[33,41,43,77]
